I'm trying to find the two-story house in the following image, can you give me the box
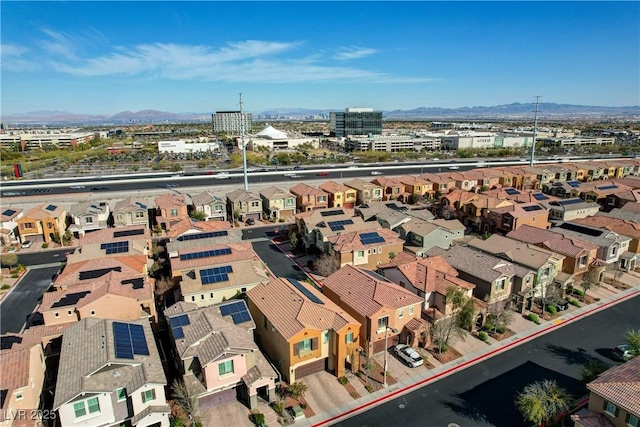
[397,218,464,256]
[154,193,190,231]
[259,186,297,220]
[289,183,329,212]
[113,197,151,228]
[322,265,428,355]
[546,198,600,222]
[294,208,373,252]
[226,189,263,223]
[319,181,357,209]
[164,301,278,411]
[343,179,383,205]
[190,191,227,221]
[397,175,435,200]
[247,277,361,383]
[53,318,170,427]
[371,176,404,201]
[548,222,631,266]
[68,201,110,237]
[573,215,640,271]
[17,203,67,246]
[0,207,23,248]
[487,202,550,233]
[327,228,405,273]
[419,172,457,196]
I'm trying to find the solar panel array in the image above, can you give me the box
[180,248,232,261]
[101,241,129,254]
[558,198,584,206]
[288,278,324,305]
[113,322,150,359]
[200,266,233,284]
[120,278,145,289]
[360,232,385,245]
[559,222,604,237]
[135,202,147,210]
[533,193,550,201]
[320,210,345,217]
[2,209,16,217]
[219,300,252,324]
[45,205,57,211]
[113,229,145,238]
[169,314,190,339]
[522,205,543,212]
[597,185,618,191]
[327,219,354,231]
[178,230,229,241]
[51,291,91,308]
[504,188,520,195]
[567,181,581,188]
[78,266,122,280]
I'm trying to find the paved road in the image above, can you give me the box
[336,295,640,427]
[250,240,308,281]
[17,248,74,267]
[0,266,61,334]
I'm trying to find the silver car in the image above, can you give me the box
[393,344,424,368]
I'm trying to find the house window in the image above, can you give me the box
[603,401,619,417]
[495,278,506,291]
[171,209,178,217]
[22,222,35,229]
[201,295,204,300]
[578,255,588,268]
[286,199,294,206]
[377,316,389,333]
[116,388,126,402]
[191,296,195,302]
[345,332,354,344]
[141,389,156,403]
[398,308,404,319]
[135,212,144,219]
[409,306,414,316]
[67,310,73,316]
[210,293,214,299]
[85,217,93,223]
[54,312,59,318]
[15,392,23,400]
[541,267,551,279]
[318,196,326,203]
[90,310,96,317]
[215,205,223,211]
[367,249,371,255]
[218,360,235,376]
[74,396,100,418]
[611,246,617,257]
[626,413,639,427]
[251,201,260,207]
[47,222,53,228]
[357,250,364,258]
[323,331,329,344]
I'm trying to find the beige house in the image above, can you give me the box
[113,197,150,228]
[54,257,150,290]
[259,186,297,220]
[190,191,227,221]
[65,225,151,267]
[289,183,329,212]
[53,318,170,427]
[68,201,110,237]
[17,203,67,245]
[0,207,23,247]
[343,178,383,205]
[327,228,405,272]
[226,188,263,223]
[319,181,357,208]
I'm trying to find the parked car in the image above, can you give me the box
[21,240,33,249]
[611,344,634,362]
[393,344,424,368]
[245,218,255,226]
[546,297,569,311]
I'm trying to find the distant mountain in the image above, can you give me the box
[2,103,638,126]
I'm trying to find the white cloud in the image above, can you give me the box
[334,46,378,60]
[0,43,35,71]
[40,29,78,60]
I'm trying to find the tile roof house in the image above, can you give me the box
[259,186,297,220]
[573,215,640,258]
[396,218,464,256]
[327,228,405,273]
[39,272,157,325]
[397,175,436,199]
[343,179,383,205]
[154,193,190,230]
[294,208,377,253]
[68,201,111,237]
[377,254,476,321]
[606,188,640,210]
[162,217,231,241]
[53,318,170,427]
[17,203,67,246]
[65,225,151,268]
[190,191,227,221]
[546,198,600,222]
[486,202,550,233]
[113,197,151,228]
[371,176,404,201]
[0,207,23,247]
[319,181,358,209]
[289,183,329,212]
[0,333,46,427]
[507,225,599,277]
[322,265,428,355]
[164,301,278,411]
[418,172,457,195]
[170,242,269,305]
[426,245,532,305]
[247,278,361,383]
[226,188,263,223]
[548,222,631,265]
[54,257,150,290]
[573,355,640,427]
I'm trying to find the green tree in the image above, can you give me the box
[579,359,609,383]
[0,253,18,269]
[287,382,308,399]
[189,210,206,221]
[625,329,640,357]
[515,379,574,427]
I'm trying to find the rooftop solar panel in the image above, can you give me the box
[360,231,385,245]
[320,210,345,217]
[78,266,122,280]
[51,291,91,308]
[113,229,145,238]
[558,198,584,206]
[597,185,618,191]
[327,219,354,232]
[180,247,232,261]
[567,181,581,188]
[135,202,147,210]
[45,205,57,211]
[522,205,543,212]
[113,322,134,359]
[533,193,550,201]
[558,222,604,237]
[169,314,191,328]
[231,311,252,324]
[178,230,229,241]
[200,266,233,285]
[172,327,185,339]
[100,241,129,254]
[219,301,245,316]
[2,209,16,217]
[129,324,149,356]
[288,278,324,305]
[120,278,144,289]
[505,188,520,195]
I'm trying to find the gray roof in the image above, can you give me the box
[601,208,640,222]
[468,235,564,270]
[190,191,224,207]
[426,245,526,283]
[226,188,261,203]
[165,229,243,254]
[546,199,596,212]
[260,186,295,200]
[69,201,109,217]
[400,219,440,236]
[549,222,631,247]
[430,218,466,231]
[344,178,382,191]
[53,318,166,410]
[114,197,154,213]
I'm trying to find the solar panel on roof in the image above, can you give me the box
[45,205,57,211]
[597,185,618,191]
[78,266,122,280]
[360,232,385,245]
[100,241,129,254]
[232,311,252,324]
[113,322,134,359]
[129,324,149,356]
[558,198,583,206]
[180,247,232,261]
[120,278,144,289]
[558,222,604,237]
[533,193,549,201]
[172,327,185,339]
[169,314,190,328]
[113,229,145,238]
[327,219,354,232]
[51,291,91,308]
[135,202,147,209]
[219,301,245,316]
[505,188,520,195]
[178,230,229,241]
[567,181,581,188]
[320,210,345,217]
[200,266,233,284]
[288,278,324,305]
[522,205,543,212]
[2,209,16,217]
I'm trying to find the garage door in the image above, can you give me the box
[294,359,325,380]
[198,388,237,410]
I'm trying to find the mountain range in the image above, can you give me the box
[2,103,639,126]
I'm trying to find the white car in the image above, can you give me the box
[69,185,85,189]
[348,166,358,169]
[21,240,33,249]
[371,171,383,176]
[448,165,460,170]
[393,344,424,368]
[214,173,230,180]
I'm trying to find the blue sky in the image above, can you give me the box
[2,1,639,115]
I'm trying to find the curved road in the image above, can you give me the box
[335,295,640,427]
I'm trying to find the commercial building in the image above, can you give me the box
[540,136,615,148]
[157,140,221,153]
[330,108,383,137]
[212,111,252,134]
[0,130,95,151]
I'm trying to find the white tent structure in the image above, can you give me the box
[255,124,288,139]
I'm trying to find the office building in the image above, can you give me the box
[330,107,383,137]
[212,111,252,134]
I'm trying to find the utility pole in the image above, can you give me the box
[529,96,541,167]
[240,93,249,191]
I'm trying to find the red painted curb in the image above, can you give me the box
[312,289,640,427]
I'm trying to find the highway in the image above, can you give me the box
[336,295,640,427]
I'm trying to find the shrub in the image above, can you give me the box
[527,313,541,324]
[1,284,9,290]
[338,376,348,385]
[252,411,266,427]
[478,331,489,341]
[350,391,360,399]
[278,218,286,223]
[194,422,203,427]
[570,299,580,307]
[365,385,374,393]
[271,400,285,416]
[300,403,307,410]
[496,326,506,334]
[11,274,18,278]
[546,305,558,315]
[170,417,184,427]
[41,243,49,249]
[572,289,585,297]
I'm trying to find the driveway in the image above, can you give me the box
[250,240,308,281]
[0,265,60,334]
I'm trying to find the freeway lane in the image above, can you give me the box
[336,295,640,427]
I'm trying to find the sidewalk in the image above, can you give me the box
[296,282,640,427]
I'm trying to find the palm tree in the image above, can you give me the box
[625,329,640,357]
[515,379,574,426]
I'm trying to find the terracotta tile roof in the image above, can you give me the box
[612,189,640,203]
[507,225,597,257]
[155,193,189,209]
[79,225,150,245]
[397,175,429,186]
[170,242,255,270]
[377,251,417,269]
[166,217,231,240]
[179,257,269,296]
[327,228,404,252]
[322,265,422,317]
[247,278,359,340]
[468,194,514,210]
[22,203,65,220]
[418,172,450,184]
[344,178,382,191]
[0,347,32,409]
[573,216,640,239]
[0,207,22,221]
[54,256,148,288]
[289,183,328,197]
[588,356,640,416]
[22,323,74,340]
[489,202,549,219]
[260,186,295,199]
[441,189,479,205]
[372,176,402,188]
[226,188,261,203]
[468,235,564,269]
[319,181,351,193]
[621,202,640,213]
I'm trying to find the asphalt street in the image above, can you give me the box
[17,248,74,267]
[0,266,61,334]
[250,239,309,281]
[335,295,640,427]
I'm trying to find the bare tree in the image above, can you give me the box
[171,379,198,426]
[580,266,600,302]
[314,253,339,276]
[486,298,515,336]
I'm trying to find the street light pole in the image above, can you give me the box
[383,326,398,388]
[240,93,248,191]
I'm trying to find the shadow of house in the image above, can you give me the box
[441,360,585,427]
